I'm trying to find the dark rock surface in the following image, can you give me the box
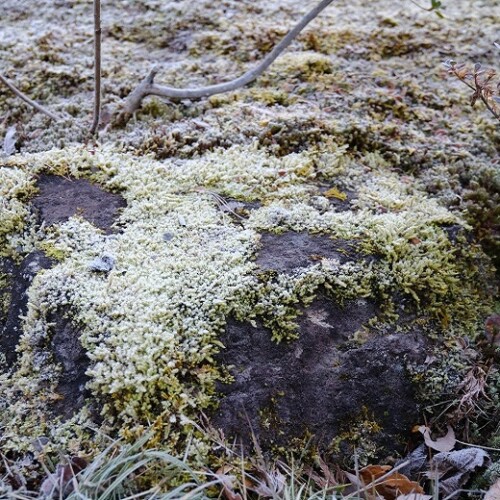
[0,251,53,367]
[49,311,91,420]
[256,231,361,273]
[33,174,126,232]
[213,231,427,459]
[214,309,427,458]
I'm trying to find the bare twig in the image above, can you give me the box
[0,73,60,121]
[116,0,336,125]
[90,0,102,136]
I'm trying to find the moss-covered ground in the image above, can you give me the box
[0,0,499,494]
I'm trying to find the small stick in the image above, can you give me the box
[90,0,102,136]
[0,73,60,121]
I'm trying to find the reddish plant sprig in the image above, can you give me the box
[443,55,500,123]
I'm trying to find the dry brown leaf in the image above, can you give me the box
[305,456,338,489]
[345,465,424,500]
[485,314,500,345]
[39,456,87,497]
[456,366,488,417]
[418,425,456,452]
[485,478,500,500]
[215,465,244,500]
[360,465,393,484]
[375,474,425,500]
[245,466,286,498]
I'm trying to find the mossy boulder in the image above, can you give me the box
[0,143,496,468]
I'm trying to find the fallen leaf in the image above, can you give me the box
[418,425,456,452]
[2,125,16,156]
[485,478,500,500]
[375,473,425,499]
[215,465,243,500]
[346,465,424,500]
[395,444,427,479]
[245,466,286,498]
[456,366,488,417]
[305,455,338,489]
[426,447,490,497]
[359,464,392,484]
[485,314,500,345]
[40,456,87,497]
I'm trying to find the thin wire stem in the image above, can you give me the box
[90,0,102,135]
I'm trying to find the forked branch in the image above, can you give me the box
[116,0,336,125]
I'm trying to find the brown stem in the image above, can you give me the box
[473,73,500,121]
[116,0,336,125]
[90,0,102,136]
[453,68,500,123]
[0,73,60,121]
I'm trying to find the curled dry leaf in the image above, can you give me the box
[39,456,87,497]
[345,465,424,500]
[418,424,456,452]
[305,455,338,490]
[215,465,244,500]
[245,465,286,498]
[426,447,490,497]
[455,366,488,418]
[395,444,427,480]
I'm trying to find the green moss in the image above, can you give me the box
[269,52,334,82]
[0,166,38,256]
[39,241,68,261]
[329,408,383,467]
[0,273,10,321]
